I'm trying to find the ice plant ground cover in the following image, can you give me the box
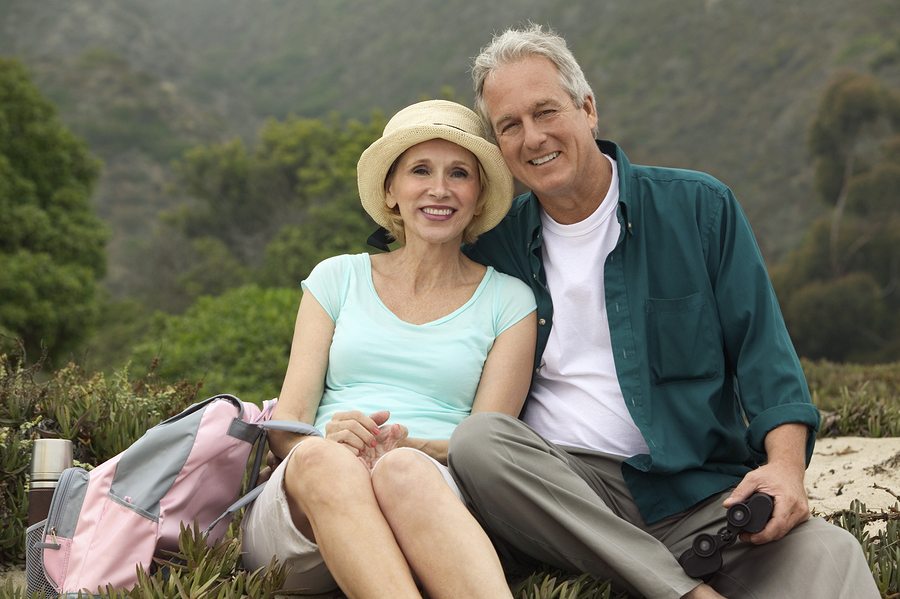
[1,353,898,598]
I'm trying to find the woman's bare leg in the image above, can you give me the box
[284,438,421,599]
[371,449,513,599]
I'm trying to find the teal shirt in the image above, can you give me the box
[464,141,819,524]
[304,253,536,440]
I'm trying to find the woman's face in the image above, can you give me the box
[386,138,481,247]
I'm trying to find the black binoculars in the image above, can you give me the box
[678,492,773,581]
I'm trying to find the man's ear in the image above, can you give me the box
[582,94,599,130]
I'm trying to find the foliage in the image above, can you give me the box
[92,524,286,599]
[513,571,626,599]
[803,359,900,438]
[0,524,286,599]
[174,112,383,264]
[0,58,107,363]
[803,359,900,397]
[824,500,900,597]
[2,354,899,595]
[0,350,199,566]
[2,1,896,300]
[129,285,300,401]
[785,272,885,361]
[774,70,900,363]
[136,112,384,312]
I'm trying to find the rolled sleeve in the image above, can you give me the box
[745,402,821,464]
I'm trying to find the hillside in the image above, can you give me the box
[1,0,898,297]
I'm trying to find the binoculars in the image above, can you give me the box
[678,492,773,581]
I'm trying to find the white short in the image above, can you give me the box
[240,444,461,594]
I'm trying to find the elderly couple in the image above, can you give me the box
[241,24,878,599]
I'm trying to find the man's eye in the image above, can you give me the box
[537,109,557,119]
[499,122,521,136]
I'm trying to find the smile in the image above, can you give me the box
[529,152,559,166]
[421,207,455,216]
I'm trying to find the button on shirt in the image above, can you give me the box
[463,140,820,524]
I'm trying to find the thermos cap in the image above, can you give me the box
[31,438,73,482]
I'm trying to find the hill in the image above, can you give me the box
[1,0,897,297]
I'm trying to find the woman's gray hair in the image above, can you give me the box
[472,23,599,139]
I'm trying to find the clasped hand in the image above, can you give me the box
[325,409,409,469]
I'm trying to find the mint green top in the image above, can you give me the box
[304,253,536,440]
[463,141,820,523]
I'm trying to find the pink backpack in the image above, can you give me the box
[24,394,319,597]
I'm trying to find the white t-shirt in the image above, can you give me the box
[522,156,650,457]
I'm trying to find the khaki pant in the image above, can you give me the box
[448,413,879,599]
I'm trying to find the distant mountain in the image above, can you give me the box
[1,0,897,296]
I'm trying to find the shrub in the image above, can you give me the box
[804,359,900,437]
[2,352,898,596]
[0,351,199,566]
[130,285,299,401]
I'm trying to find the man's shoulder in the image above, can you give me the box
[628,162,730,196]
[472,192,537,243]
[463,192,536,272]
[623,161,738,223]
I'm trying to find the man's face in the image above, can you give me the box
[482,56,599,207]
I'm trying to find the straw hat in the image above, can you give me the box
[357,100,513,238]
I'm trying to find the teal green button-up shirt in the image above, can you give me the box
[464,141,820,523]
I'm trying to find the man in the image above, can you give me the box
[447,24,878,599]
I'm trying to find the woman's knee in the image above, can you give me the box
[371,449,445,508]
[284,437,364,498]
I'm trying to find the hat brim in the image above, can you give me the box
[357,125,513,238]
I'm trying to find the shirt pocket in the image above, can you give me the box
[645,292,720,384]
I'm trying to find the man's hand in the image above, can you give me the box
[255,450,283,484]
[723,423,811,544]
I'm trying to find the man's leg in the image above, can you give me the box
[449,413,699,599]
[654,492,880,599]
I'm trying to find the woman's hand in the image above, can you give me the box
[324,410,390,456]
[358,423,409,469]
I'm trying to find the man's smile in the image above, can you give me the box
[529,151,559,166]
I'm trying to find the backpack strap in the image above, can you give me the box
[246,420,322,488]
[204,420,322,536]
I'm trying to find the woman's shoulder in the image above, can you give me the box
[303,254,372,294]
[485,268,536,305]
[309,253,370,276]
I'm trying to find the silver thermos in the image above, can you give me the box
[27,439,73,525]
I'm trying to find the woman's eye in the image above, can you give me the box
[450,168,470,178]
[412,166,430,175]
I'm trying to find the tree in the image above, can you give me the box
[130,285,299,401]
[0,59,107,361]
[807,70,897,275]
[774,71,900,362]
[785,273,885,362]
[143,111,386,308]
[171,112,385,266]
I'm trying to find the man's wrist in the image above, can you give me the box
[763,423,808,468]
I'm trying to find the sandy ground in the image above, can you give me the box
[805,436,900,516]
[3,437,898,594]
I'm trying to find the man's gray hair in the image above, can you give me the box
[472,23,599,139]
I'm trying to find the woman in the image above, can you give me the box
[241,100,537,598]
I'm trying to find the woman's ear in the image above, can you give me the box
[385,190,398,209]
